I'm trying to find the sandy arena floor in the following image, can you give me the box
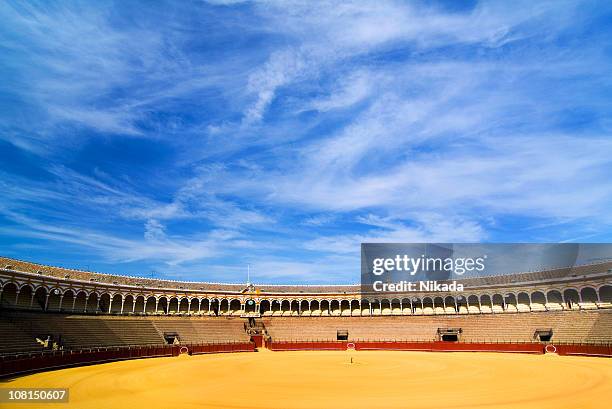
[4,350,612,409]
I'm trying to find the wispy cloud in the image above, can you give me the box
[1,0,611,283]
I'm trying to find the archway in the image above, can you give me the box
[62,290,75,312]
[74,291,87,312]
[168,297,179,314]
[546,290,563,310]
[444,296,457,313]
[124,295,135,314]
[245,299,257,313]
[1,282,18,308]
[311,300,321,316]
[479,295,492,313]
[563,289,580,309]
[491,294,504,313]
[599,285,612,305]
[110,294,123,313]
[260,299,271,315]
[320,300,330,316]
[391,299,401,315]
[340,299,351,316]
[300,300,310,316]
[17,284,33,309]
[179,298,190,314]
[422,297,434,315]
[330,300,341,316]
[580,287,598,309]
[145,296,156,314]
[86,293,99,313]
[134,295,145,314]
[158,297,168,314]
[517,292,530,312]
[530,291,546,311]
[504,293,517,312]
[350,300,360,316]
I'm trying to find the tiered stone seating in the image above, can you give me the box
[151,317,250,343]
[264,310,612,343]
[0,316,44,354]
[2,312,251,350]
[4,312,164,348]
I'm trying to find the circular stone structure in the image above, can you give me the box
[7,351,612,409]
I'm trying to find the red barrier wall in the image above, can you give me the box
[268,341,545,354]
[268,341,347,351]
[189,342,256,355]
[551,344,612,357]
[251,335,264,348]
[0,342,256,378]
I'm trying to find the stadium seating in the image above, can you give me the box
[263,310,612,343]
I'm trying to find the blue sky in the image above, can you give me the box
[1,0,611,284]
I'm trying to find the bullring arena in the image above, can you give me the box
[1,256,611,408]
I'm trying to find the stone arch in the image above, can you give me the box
[300,300,310,316]
[491,294,504,313]
[168,297,179,314]
[563,288,580,309]
[455,294,468,314]
[530,291,546,311]
[467,295,480,313]
[390,299,401,315]
[15,284,33,309]
[86,292,99,313]
[432,297,444,314]
[380,299,391,315]
[479,294,492,313]
[260,299,271,315]
[517,292,530,312]
[61,289,75,312]
[219,298,230,315]
[444,296,457,313]
[546,290,563,310]
[123,294,135,314]
[330,299,341,316]
[244,299,256,314]
[580,287,598,308]
[209,298,220,316]
[270,299,281,316]
[400,298,411,315]
[47,288,63,311]
[350,299,361,316]
[422,297,434,315]
[290,300,300,316]
[110,294,123,313]
[145,296,156,314]
[411,297,423,315]
[73,290,87,312]
[504,293,518,312]
[371,299,381,315]
[310,299,321,316]
[340,299,351,316]
[599,285,612,304]
[188,298,199,314]
[179,298,190,313]
[1,282,18,307]
[360,299,370,316]
[158,296,169,314]
[280,300,291,316]
[320,299,330,316]
[134,295,145,314]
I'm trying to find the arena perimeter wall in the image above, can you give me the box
[267,341,612,357]
[0,342,256,377]
[2,341,609,378]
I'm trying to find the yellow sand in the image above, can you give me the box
[5,350,612,409]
